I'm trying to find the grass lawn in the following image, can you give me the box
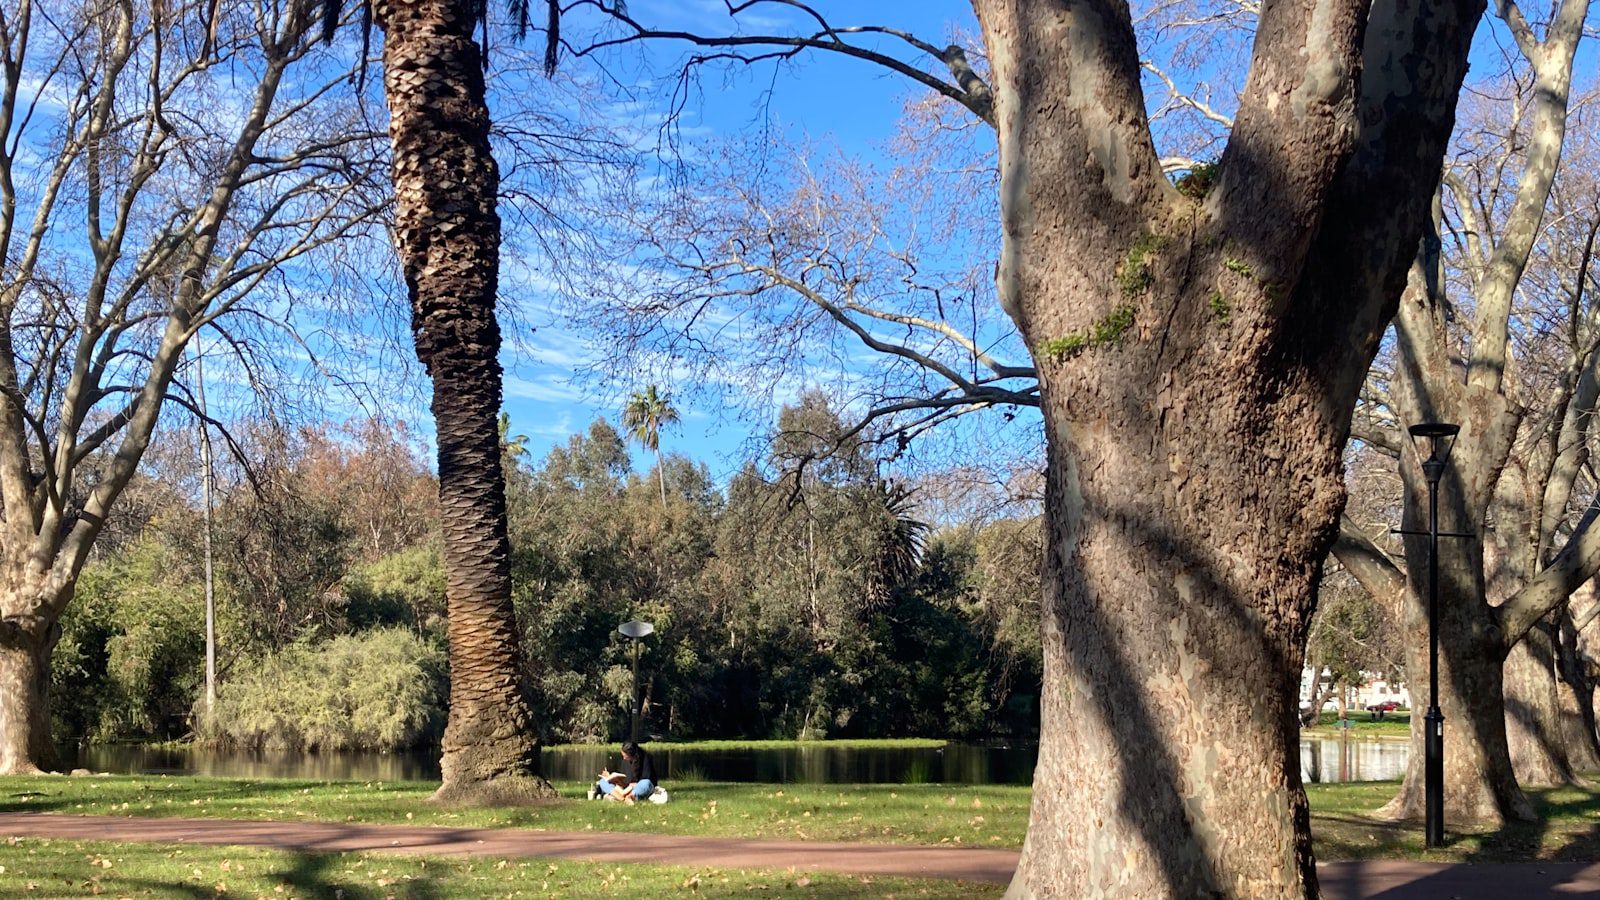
[0,778,1029,847]
[1301,710,1412,738]
[3,775,1599,866]
[1308,780,1600,863]
[0,837,998,898]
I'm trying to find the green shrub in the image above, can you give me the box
[52,538,205,743]
[204,628,445,752]
[342,545,447,634]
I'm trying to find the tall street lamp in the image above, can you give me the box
[619,619,655,742]
[1396,421,1465,848]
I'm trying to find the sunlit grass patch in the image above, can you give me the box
[7,774,1600,865]
[1301,711,1411,738]
[0,836,1000,898]
[0,776,1032,847]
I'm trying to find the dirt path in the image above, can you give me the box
[3,812,1598,897]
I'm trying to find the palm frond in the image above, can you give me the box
[542,0,558,75]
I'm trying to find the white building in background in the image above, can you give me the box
[1354,674,1410,709]
[1299,667,1412,712]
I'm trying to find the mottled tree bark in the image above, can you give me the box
[0,612,58,774]
[972,1,1482,896]
[1505,620,1575,786]
[1556,606,1600,773]
[375,0,553,804]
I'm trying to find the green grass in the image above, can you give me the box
[1301,710,1412,737]
[6,775,1600,867]
[1309,780,1600,863]
[0,837,998,898]
[544,738,950,751]
[0,777,1029,847]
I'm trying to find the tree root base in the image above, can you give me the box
[429,774,559,806]
[0,763,48,777]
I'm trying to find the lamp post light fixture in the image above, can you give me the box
[1399,421,1464,849]
[618,620,655,743]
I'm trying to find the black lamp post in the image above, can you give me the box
[618,619,655,742]
[1403,421,1461,849]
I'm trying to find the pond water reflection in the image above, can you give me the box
[1300,736,1410,784]
[65,736,1408,785]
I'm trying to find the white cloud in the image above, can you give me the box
[504,374,585,403]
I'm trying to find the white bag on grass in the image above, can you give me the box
[648,788,670,804]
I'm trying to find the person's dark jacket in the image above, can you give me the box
[625,749,657,785]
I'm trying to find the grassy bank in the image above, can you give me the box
[0,837,997,898]
[3,775,1598,864]
[1301,710,1412,738]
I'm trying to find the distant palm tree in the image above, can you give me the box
[498,412,530,466]
[866,479,928,609]
[622,385,680,506]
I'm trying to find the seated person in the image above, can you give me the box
[589,741,658,803]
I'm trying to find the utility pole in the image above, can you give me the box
[195,338,217,722]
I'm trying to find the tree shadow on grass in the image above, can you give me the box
[1311,812,1417,860]
[1458,786,1600,863]
[0,777,435,819]
[1324,786,1600,898]
[0,778,302,812]
[1318,783,1600,861]
[274,852,445,900]
[104,853,444,900]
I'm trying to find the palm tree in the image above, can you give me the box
[622,385,680,506]
[498,412,531,465]
[370,0,552,804]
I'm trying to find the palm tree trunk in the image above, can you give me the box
[655,447,666,507]
[375,0,551,804]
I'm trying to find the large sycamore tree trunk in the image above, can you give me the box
[1337,0,1595,824]
[375,0,553,804]
[0,613,61,773]
[1555,596,1600,772]
[1505,620,1574,785]
[973,1,1481,896]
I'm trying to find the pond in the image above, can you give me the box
[64,736,1408,786]
[1300,735,1411,784]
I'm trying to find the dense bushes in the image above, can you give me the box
[509,412,1044,743]
[51,412,1045,750]
[202,629,446,752]
[52,537,206,744]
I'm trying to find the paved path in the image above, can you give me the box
[3,812,1599,897]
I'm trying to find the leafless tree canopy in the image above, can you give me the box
[0,0,387,641]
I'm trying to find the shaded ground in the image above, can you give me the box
[4,812,1600,897]
[1311,780,1600,862]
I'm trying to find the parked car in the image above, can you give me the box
[1365,700,1402,719]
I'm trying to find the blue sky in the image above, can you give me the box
[487,0,996,479]
[194,0,1592,489]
